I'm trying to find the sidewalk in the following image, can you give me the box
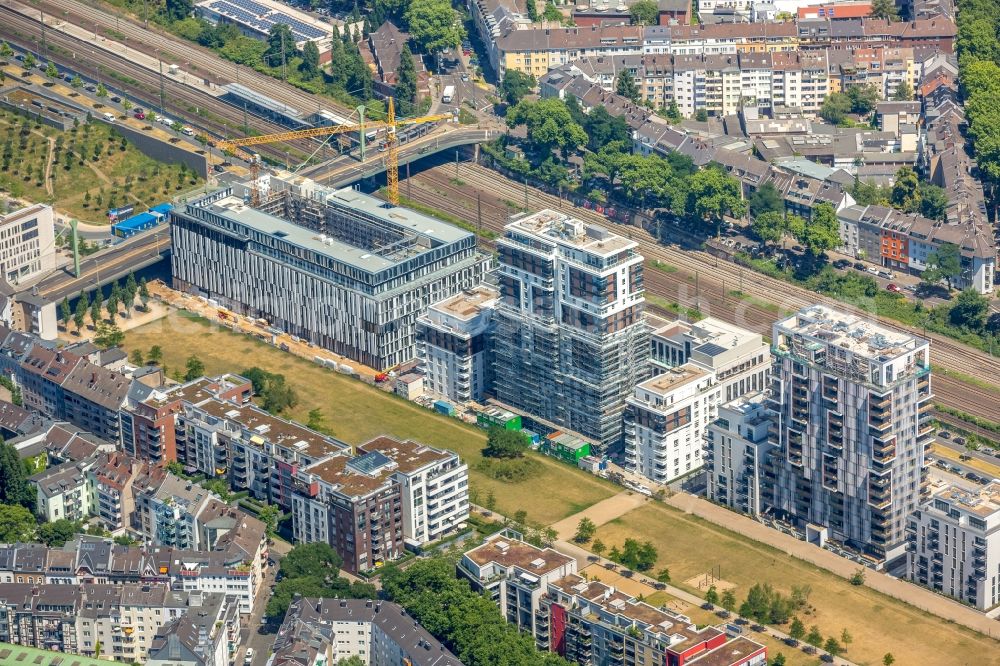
[667,492,1000,640]
[548,491,650,540]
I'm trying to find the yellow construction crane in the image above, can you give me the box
[214,98,453,207]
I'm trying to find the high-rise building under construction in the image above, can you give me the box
[492,210,648,450]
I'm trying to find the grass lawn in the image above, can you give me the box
[596,503,1000,666]
[123,310,616,525]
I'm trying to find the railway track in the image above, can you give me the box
[401,164,1000,421]
[0,5,319,163]
[34,0,355,119]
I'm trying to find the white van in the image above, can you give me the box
[159,116,174,126]
[102,112,115,123]
[244,648,254,665]
[181,126,194,136]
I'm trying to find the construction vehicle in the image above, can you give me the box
[214,98,454,207]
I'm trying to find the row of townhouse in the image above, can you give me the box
[291,436,469,574]
[120,375,350,511]
[0,327,149,445]
[542,46,916,118]
[0,534,264,615]
[0,580,238,664]
[492,17,954,77]
[458,533,767,666]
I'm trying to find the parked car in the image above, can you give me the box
[939,431,951,439]
[955,436,967,446]
[111,95,121,103]
[886,283,902,293]
[85,84,97,92]
[867,266,880,275]
[832,259,851,269]
[965,472,978,481]
[853,262,866,270]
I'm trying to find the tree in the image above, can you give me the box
[771,654,786,666]
[38,519,82,547]
[506,98,588,157]
[306,408,325,431]
[60,298,72,329]
[242,367,298,413]
[526,0,539,21]
[95,83,108,99]
[656,568,671,583]
[721,590,736,613]
[749,182,784,218]
[609,538,657,571]
[71,74,83,89]
[704,585,719,607]
[257,504,280,537]
[883,654,895,666]
[130,349,144,366]
[592,538,606,556]
[482,427,530,459]
[148,345,163,365]
[405,0,464,53]
[892,80,913,101]
[122,99,133,113]
[166,0,194,21]
[687,165,747,227]
[615,72,640,103]
[891,166,920,212]
[0,503,36,542]
[300,40,321,78]
[869,0,899,20]
[574,517,597,543]
[919,184,949,221]
[184,355,205,381]
[512,509,528,527]
[138,278,151,310]
[849,568,866,586]
[789,617,806,642]
[336,657,366,666]
[824,637,842,657]
[94,322,125,349]
[395,45,418,116]
[950,289,989,330]
[752,211,786,246]
[484,490,496,512]
[841,628,852,646]
[848,83,880,116]
[500,70,535,107]
[73,294,87,334]
[23,53,35,69]
[805,626,824,648]
[123,273,138,316]
[45,62,58,81]
[629,0,659,24]
[0,42,12,59]
[281,542,344,578]
[923,242,962,289]
[819,92,851,125]
[542,3,562,21]
[799,203,840,255]
[0,440,33,510]
[265,23,298,68]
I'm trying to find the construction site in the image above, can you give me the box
[169,171,492,371]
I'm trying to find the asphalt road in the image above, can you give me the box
[239,538,291,666]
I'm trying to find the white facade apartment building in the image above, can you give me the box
[416,285,498,404]
[772,51,829,115]
[0,203,55,285]
[458,533,577,642]
[627,317,770,485]
[705,392,775,519]
[171,181,491,370]
[908,482,1000,610]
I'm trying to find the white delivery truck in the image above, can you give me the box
[442,85,455,104]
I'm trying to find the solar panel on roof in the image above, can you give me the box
[347,450,393,474]
[694,342,729,357]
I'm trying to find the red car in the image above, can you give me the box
[134,111,145,120]
[886,283,902,293]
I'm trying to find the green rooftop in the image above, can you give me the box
[0,643,118,666]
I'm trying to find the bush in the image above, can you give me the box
[475,457,537,482]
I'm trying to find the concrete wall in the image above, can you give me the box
[99,120,209,179]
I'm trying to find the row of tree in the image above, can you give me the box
[59,273,150,336]
[957,0,1000,189]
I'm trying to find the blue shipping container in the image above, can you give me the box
[111,203,173,238]
[433,400,455,416]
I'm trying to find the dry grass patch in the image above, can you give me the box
[123,310,616,524]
